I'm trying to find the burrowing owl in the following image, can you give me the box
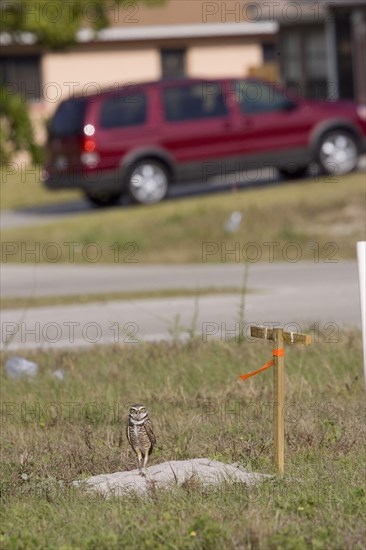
[126,404,156,471]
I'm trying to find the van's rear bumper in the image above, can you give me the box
[43,169,122,193]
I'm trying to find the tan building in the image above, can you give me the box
[1,0,278,128]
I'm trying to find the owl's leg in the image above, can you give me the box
[139,450,149,477]
[135,448,143,470]
[143,450,149,469]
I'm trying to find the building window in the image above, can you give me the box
[281,27,327,100]
[262,42,276,63]
[0,55,41,101]
[335,12,354,99]
[281,32,302,90]
[161,49,186,79]
[304,29,327,100]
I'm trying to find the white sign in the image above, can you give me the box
[357,241,366,385]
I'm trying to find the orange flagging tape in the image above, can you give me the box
[239,348,284,381]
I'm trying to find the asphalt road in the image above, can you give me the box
[1,261,361,350]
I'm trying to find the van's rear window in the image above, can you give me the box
[100,93,147,128]
[50,98,87,137]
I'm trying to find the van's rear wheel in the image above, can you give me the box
[126,160,169,205]
[318,130,359,175]
[84,190,121,207]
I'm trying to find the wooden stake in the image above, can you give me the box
[249,325,312,475]
[273,328,285,475]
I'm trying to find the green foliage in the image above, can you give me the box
[0,1,163,50]
[2,1,88,50]
[0,86,42,164]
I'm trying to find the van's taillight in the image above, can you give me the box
[81,137,99,167]
[83,138,96,152]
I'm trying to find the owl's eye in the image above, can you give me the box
[140,408,145,413]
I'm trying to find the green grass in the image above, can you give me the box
[1,331,365,549]
[0,287,249,310]
[1,172,365,263]
[0,166,80,210]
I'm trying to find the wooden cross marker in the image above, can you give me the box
[249,326,312,475]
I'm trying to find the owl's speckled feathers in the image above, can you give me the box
[126,404,156,471]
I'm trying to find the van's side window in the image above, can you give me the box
[234,81,289,114]
[100,92,147,128]
[163,84,228,122]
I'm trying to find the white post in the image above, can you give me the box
[357,241,366,385]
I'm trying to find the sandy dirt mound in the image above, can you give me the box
[74,458,270,497]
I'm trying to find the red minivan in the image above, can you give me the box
[43,78,366,206]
